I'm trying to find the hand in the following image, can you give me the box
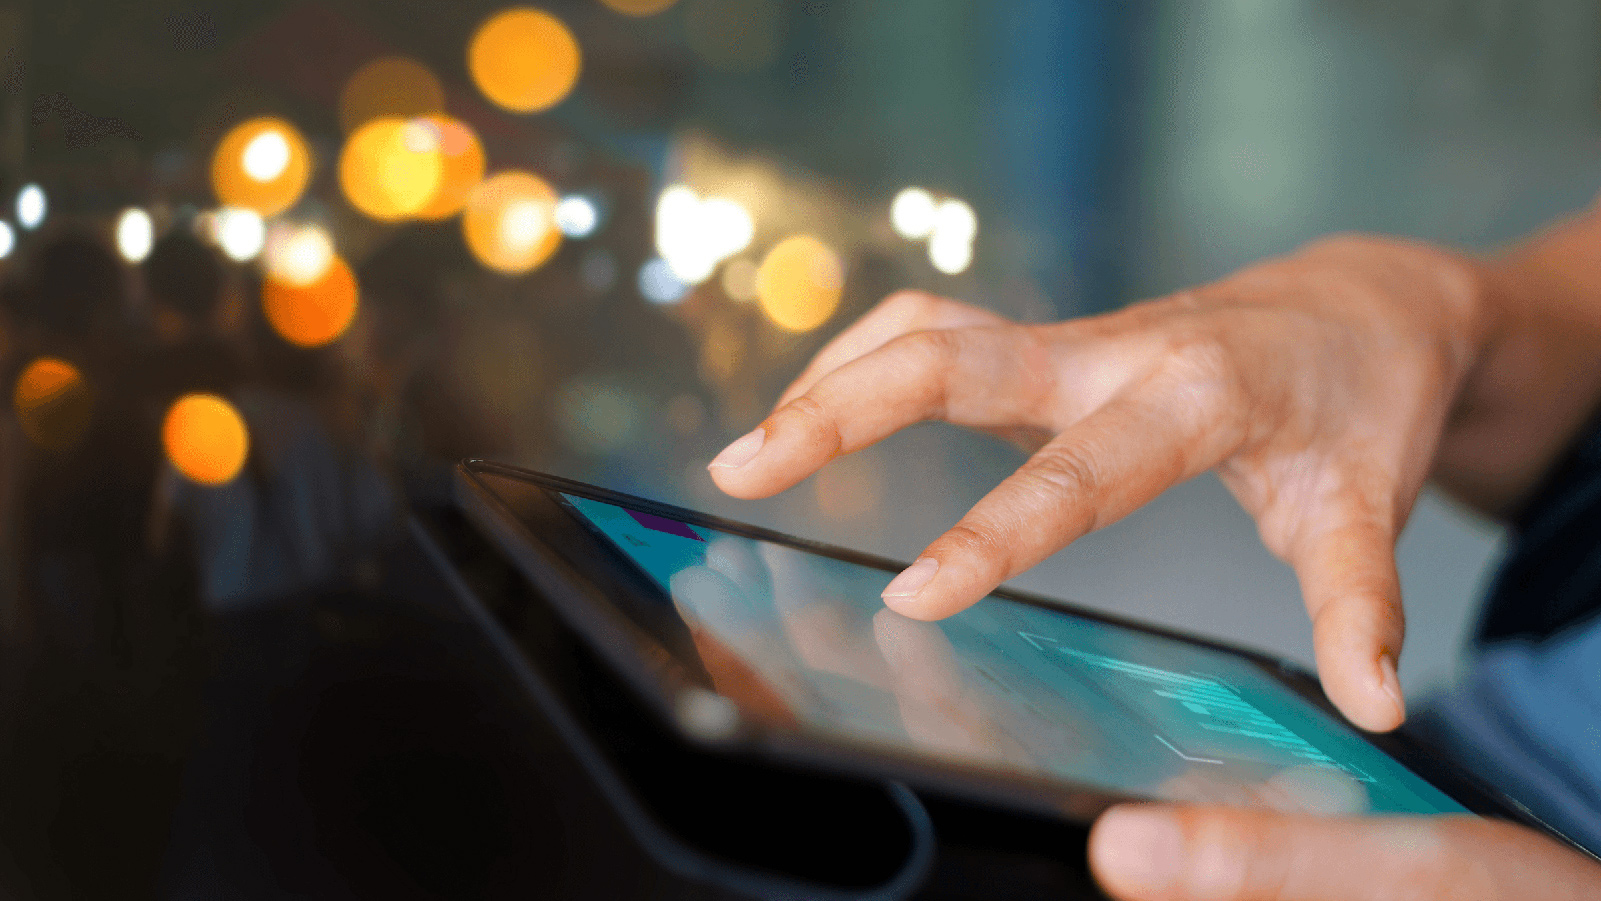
[1088,804,1601,900]
[709,235,1500,732]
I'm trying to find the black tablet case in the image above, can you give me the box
[417,504,1112,900]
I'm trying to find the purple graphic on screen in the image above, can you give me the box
[626,509,705,542]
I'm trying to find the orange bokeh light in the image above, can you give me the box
[414,116,486,220]
[338,56,445,134]
[463,171,563,274]
[163,394,249,486]
[469,8,582,114]
[13,357,94,450]
[756,235,845,333]
[263,254,360,348]
[339,117,444,222]
[599,0,680,15]
[211,117,312,217]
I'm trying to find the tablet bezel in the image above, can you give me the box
[456,459,1544,827]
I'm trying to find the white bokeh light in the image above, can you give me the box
[263,222,332,284]
[931,198,977,244]
[241,129,291,182]
[0,221,14,259]
[928,230,974,275]
[638,257,688,304]
[654,185,753,285]
[215,207,267,262]
[890,187,937,240]
[16,184,46,230]
[498,199,553,256]
[115,208,155,262]
[555,194,600,238]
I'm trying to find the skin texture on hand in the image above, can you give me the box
[711,234,1496,733]
[1087,804,1601,900]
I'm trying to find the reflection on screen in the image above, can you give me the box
[562,494,1466,815]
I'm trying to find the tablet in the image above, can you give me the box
[456,460,1535,826]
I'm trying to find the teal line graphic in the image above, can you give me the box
[1062,649,1375,783]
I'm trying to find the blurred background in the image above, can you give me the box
[0,0,1595,895]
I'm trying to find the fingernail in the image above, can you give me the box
[708,428,766,470]
[1378,654,1405,720]
[1091,807,1185,895]
[882,557,939,599]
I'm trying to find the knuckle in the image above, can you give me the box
[886,329,963,413]
[940,522,1011,575]
[780,394,844,454]
[1032,447,1100,497]
[1158,333,1249,437]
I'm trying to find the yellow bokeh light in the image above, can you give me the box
[13,357,94,451]
[211,117,312,217]
[163,394,249,486]
[599,0,680,15]
[414,116,486,220]
[338,56,445,134]
[339,117,445,222]
[263,254,360,348]
[469,8,582,113]
[463,171,563,274]
[756,235,844,333]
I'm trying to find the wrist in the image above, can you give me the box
[1433,220,1601,514]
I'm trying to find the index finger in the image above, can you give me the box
[776,290,1011,408]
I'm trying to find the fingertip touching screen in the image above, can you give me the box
[558,491,1467,816]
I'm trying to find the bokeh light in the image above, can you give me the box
[115,208,155,262]
[655,185,753,284]
[0,221,17,259]
[929,198,978,275]
[339,117,444,222]
[16,184,45,230]
[13,357,94,451]
[214,207,267,261]
[242,130,291,182]
[928,231,974,275]
[414,116,486,220]
[338,56,446,134]
[211,118,312,216]
[756,235,844,332]
[163,394,249,486]
[555,194,600,238]
[262,253,359,348]
[599,0,680,16]
[463,170,562,274]
[263,223,335,287]
[469,8,582,114]
[638,257,687,303]
[891,187,937,240]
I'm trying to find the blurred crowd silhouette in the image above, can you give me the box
[0,218,522,897]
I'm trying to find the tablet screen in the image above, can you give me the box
[559,492,1466,816]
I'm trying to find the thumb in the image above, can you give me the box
[1088,804,1600,900]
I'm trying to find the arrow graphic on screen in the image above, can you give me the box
[1017,631,1059,651]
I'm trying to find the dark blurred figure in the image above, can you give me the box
[0,231,209,901]
[355,228,513,502]
[139,230,248,398]
[146,241,400,609]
